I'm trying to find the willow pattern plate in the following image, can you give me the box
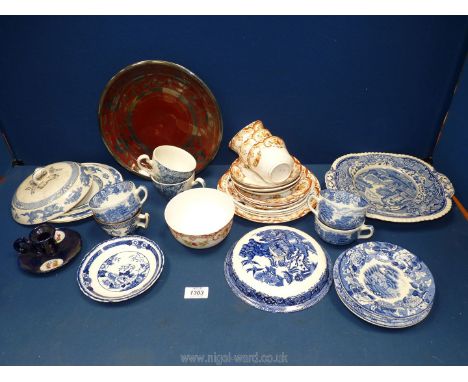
[77,236,164,303]
[225,226,332,313]
[333,241,435,328]
[325,152,454,223]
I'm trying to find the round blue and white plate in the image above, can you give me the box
[51,163,123,223]
[224,226,332,313]
[333,241,435,328]
[325,152,454,222]
[77,236,164,303]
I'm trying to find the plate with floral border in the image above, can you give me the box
[333,241,435,328]
[224,226,332,313]
[325,152,454,222]
[50,163,123,223]
[77,235,164,303]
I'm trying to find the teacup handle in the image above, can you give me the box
[136,213,150,229]
[136,154,154,172]
[357,224,374,239]
[192,177,206,188]
[307,194,320,216]
[134,185,148,205]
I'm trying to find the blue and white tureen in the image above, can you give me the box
[325,152,455,222]
[77,236,164,303]
[333,241,435,328]
[11,161,92,225]
[225,226,332,313]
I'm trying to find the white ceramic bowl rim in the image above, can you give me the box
[154,145,196,172]
[165,188,235,236]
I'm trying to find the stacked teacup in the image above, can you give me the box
[217,121,320,223]
[138,145,205,199]
[307,190,374,245]
[89,181,150,237]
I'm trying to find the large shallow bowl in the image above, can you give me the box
[99,60,223,178]
[164,188,235,249]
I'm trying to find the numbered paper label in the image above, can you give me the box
[184,287,209,299]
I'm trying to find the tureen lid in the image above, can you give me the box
[11,161,92,225]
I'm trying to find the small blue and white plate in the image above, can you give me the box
[225,226,332,313]
[333,241,435,328]
[51,163,123,223]
[77,236,164,303]
[325,152,454,222]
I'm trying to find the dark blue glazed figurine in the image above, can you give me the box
[14,223,82,274]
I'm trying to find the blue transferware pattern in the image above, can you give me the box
[51,163,124,223]
[90,181,147,223]
[314,216,374,246]
[97,252,150,291]
[154,161,193,184]
[97,212,149,237]
[77,236,164,303]
[224,226,332,313]
[325,152,454,222]
[12,162,92,225]
[312,190,368,230]
[333,241,435,328]
[152,175,206,200]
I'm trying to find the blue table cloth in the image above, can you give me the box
[1,164,467,365]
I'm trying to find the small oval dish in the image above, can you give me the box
[164,188,235,249]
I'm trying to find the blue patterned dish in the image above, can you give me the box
[308,189,368,230]
[77,236,164,303]
[325,152,454,222]
[314,216,374,246]
[50,163,123,223]
[11,162,92,225]
[224,226,332,313]
[333,241,435,328]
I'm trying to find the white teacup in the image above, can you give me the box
[245,136,294,184]
[137,145,196,183]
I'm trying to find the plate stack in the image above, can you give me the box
[217,121,320,223]
[333,241,435,328]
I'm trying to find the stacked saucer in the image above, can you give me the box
[333,241,435,328]
[217,121,320,223]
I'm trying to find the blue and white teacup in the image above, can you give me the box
[95,210,150,237]
[308,189,368,230]
[151,173,206,200]
[89,181,148,224]
[314,215,374,246]
[137,145,196,183]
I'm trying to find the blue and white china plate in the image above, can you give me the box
[333,241,435,328]
[325,152,454,222]
[77,236,164,303]
[12,161,92,225]
[224,226,332,313]
[51,163,123,223]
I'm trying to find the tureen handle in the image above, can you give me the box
[435,172,455,198]
[31,167,49,186]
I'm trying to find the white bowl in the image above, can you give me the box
[164,188,235,249]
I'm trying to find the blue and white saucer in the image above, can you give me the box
[77,235,164,303]
[51,163,123,223]
[333,241,435,328]
[224,226,332,313]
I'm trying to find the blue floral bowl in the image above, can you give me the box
[89,181,148,224]
[314,216,374,246]
[308,189,368,230]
